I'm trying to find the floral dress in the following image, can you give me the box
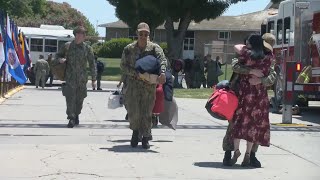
[231,47,272,146]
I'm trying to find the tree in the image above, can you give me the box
[271,0,284,3]
[0,0,36,18]
[107,0,247,62]
[13,1,98,37]
[107,0,164,39]
[1,0,98,37]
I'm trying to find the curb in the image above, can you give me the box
[0,86,25,104]
[271,123,313,127]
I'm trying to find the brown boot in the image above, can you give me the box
[230,149,241,165]
[241,153,251,167]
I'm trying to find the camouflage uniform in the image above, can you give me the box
[55,41,96,121]
[206,59,219,88]
[47,55,54,86]
[223,58,276,152]
[121,41,167,137]
[192,58,204,88]
[34,58,50,88]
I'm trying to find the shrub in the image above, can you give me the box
[98,38,133,58]
[91,42,103,55]
[159,42,167,53]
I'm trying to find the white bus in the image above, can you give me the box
[19,24,74,64]
[19,25,74,84]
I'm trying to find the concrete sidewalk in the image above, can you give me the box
[0,86,319,180]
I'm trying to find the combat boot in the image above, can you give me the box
[152,115,159,128]
[250,152,261,168]
[223,150,232,166]
[67,117,75,128]
[75,115,79,125]
[142,137,150,149]
[130,130,139,148]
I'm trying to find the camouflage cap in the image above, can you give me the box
[262,33,276,52]
[137,22,150,32]
[73,26,87,35]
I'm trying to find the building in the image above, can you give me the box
[99,9,277,62]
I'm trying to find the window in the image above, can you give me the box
[128,28,138,40]
[218,31,230,40]
[45,39,57,52]
[30,38,43,52]
[284,17,291,44]
[267,21,275,34]
[185,31,195,38]
[277,19,283,45]
[58,40,68,52]
[183,31,195,51]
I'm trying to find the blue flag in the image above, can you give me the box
[4,15,27,84]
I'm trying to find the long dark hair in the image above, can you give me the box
[247,34,265,60]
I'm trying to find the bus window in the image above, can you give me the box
[30,38,43,52]
[58,40,68,51]
[277,19,283,45]
[284,17,291,44]
[45,39,57,52]
[267,21,275,33]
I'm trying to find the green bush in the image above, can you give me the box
[98,38,133,58]
[159,42,167,53]
[91,42,103,55]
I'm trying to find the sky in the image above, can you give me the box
[50,0,271,37]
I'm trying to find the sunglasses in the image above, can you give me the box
[139,32,149,37]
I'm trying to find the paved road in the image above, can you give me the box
[0,86,319,180]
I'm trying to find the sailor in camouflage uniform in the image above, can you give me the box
[121,22,167,149]
[34,55,50,89]
[223,33,277,168]
[55,26,97,128]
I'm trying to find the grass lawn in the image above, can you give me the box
[94,58,274,99]
[218,64,233,82]
[99,58,122,81]
[174,88,213,99]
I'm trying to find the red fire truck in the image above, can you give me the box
[262,0,320,120]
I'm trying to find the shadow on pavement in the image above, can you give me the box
[100,145,159,153]
[193,162,253,170]
[151,140,173,143]
[109,139,173,143]
[294,107,320,125]
[109,139,130,143]
[104,120,128,123]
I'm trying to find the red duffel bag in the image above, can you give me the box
[205,88,238,121]
[153,84,165,114]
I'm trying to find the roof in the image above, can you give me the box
[99,9,278,32]
[18,25,74,38]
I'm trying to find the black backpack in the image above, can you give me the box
[97,61,104,72]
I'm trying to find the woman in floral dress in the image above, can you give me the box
[231,34,272,166]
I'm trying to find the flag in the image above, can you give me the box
[19,31,25,57]
[0,22,4,67]
[0,12,5,67]
[11,21,26,65]
[23,35,31,72]
[4,15,27,84]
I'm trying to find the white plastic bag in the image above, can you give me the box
[108,91,123,109]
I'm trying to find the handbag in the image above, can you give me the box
[205,88,238,121]
[216,62,224,76]
[108,90,123,109]
[51,62,66,81]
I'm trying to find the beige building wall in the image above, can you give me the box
[106,28,128,40]
[194,30,259,63]
[153,29,167,43]
[104,27,259,63]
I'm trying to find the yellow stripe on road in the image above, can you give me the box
[271,123,310,127]
[0,86,25,104]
